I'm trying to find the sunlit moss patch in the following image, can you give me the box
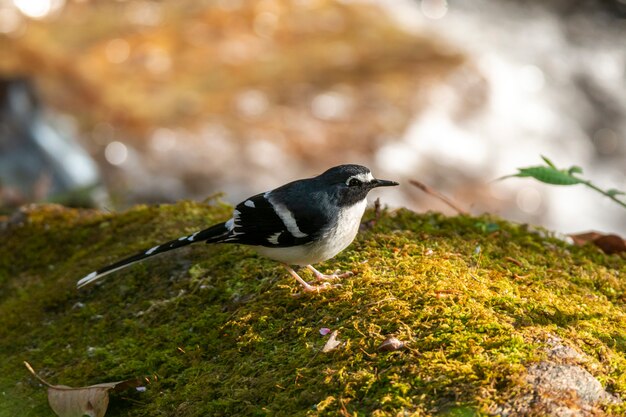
[0,202,624,416]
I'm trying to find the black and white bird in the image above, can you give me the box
[77,164,398,293]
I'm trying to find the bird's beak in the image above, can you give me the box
[370,179,399,188]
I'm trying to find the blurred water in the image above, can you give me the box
[2,0,625,236]
[372,0,626,235]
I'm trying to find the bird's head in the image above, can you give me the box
[318,164,399,207]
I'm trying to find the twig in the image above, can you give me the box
[360,197,383,230]
[409,180,467,215]
[505,256,523,267]
[363,296,397,307]
[582,180,626,209]
[24,362,53,387]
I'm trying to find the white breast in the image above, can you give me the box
[255,199,367,266]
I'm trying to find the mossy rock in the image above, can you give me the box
[0,201,625,416]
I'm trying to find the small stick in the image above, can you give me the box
[409,179,467,215]
[505,256,523,267]
[24,362,53,387]
[360,197,383,230]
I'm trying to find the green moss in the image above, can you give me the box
[0,202,624,416]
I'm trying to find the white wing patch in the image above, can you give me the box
[187,231,200,241]
[267,231,282,245]
[225,210,243,231]
[223,209,244,241]
[265,192,308,238]
[244,199,255,208]
[231,210,243,235]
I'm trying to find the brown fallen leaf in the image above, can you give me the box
[378,336,405,352]
[593,235,626,254]
[322,330,343,353]
[24,361,140,417]
[569,232,603,246]
[569,231,626,255]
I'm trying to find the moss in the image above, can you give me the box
[0,202,625,416]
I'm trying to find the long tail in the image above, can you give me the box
[77,222,229,289]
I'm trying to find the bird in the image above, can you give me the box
[77,164,399,293]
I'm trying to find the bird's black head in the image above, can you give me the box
[317,164,399,207]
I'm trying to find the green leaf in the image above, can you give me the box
[567,166,583,175]
[512,166,583,186]
[540,155,557,169]
[500,156,626,209]
[606,188,626,197]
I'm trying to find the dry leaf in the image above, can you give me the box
[24,361,139,417]
[569,231,602,245]
[593,234,626,254]
[569,231,626,254]
[378,336,405,352]
[322,330,342,353]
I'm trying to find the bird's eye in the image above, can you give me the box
[347,178,362,187]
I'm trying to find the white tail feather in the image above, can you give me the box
[76,261,140,289]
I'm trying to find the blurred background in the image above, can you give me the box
[1,0,625,235]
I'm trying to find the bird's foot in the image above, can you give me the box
[283,264,343,295]
[307,265,354,282]
[300,281,342,293]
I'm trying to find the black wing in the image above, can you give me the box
[221,189,332,248]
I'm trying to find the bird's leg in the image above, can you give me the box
[283,265,339,293]
[307,265,353,281]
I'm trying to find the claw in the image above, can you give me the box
[331,269,354,279]
[301,281,342,293]
[308,265,354,281]
[291,281,343,297]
